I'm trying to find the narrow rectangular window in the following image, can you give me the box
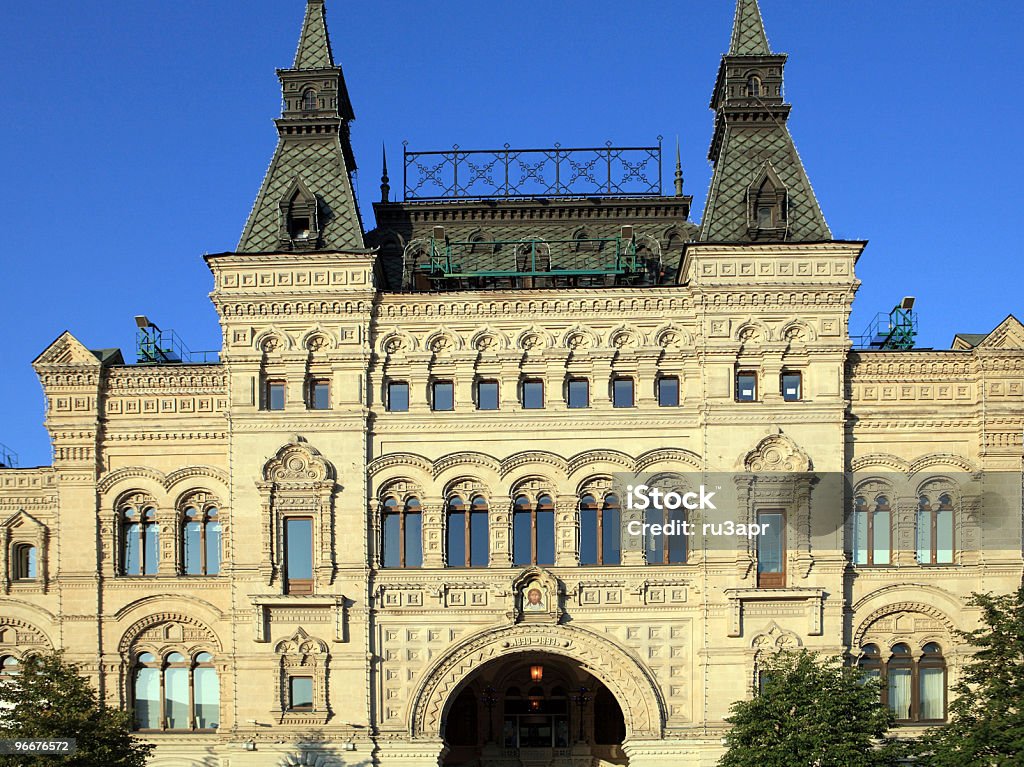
[309,379,330,410]
[285,517,313,595]
[567,379,589,409]
[513,511,532,566]
[736,371,758,402]
[477,380,499,411]
[522,380,544,409]
[289,676,314,711]
[612,378,634,408]
[469,505,489,567]
[447,509,467,568]
[536,508,555,566]
[267,381,286,411]
[757,206,773,228]
[781,372,802,402]
[756,510,785,587]
[432,381,454,411]
[658,376,680,407]
[387,381,409,412]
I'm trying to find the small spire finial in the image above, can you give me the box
[674,137,684,197]
[380,144,391,203]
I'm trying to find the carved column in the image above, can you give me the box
[421,499,445,569]
[555,493,579,567]
[894,494,919,567]
[489,498,514,568]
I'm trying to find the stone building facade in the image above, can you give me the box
[1,1,1021,766]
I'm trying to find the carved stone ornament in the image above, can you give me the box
[512,566,562,624]
[475,334,498,352]
[428,334,454,354]
[383,336,406,355]
[520,333,542,351]
[743,433,812,472]
[261,335,282,353]
[611,330,638,349]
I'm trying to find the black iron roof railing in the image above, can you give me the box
[403,140,663,201]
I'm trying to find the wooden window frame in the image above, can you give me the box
[476,380,500,411]
[612,377,635,408]
[513,494,554,566]
[521,379,545,410]
[386,381,410,412]
[657,376,680,407]
[283,516,314,595]
[182,506,220,576]
[780,371,802,402]
[918,494,955,565]
[854,496,892,567]
[735,371,758,402]
[756,509,786,588]
[307,378,330,411]
[132,651,218,733]
[264,380,286,411]
[644,505,687,566]
[873,644,947,724]
[121,506,159,576]
[431,380,455,412]
[383,497,422,569]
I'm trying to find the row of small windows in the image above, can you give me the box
[133,651,219,732]
[853,494,955,566]
[386,377,682,412]
[736,371,803,402]
[263,378,330,411]
[120,505,221,577]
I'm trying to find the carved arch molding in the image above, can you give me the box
[409,623,663,739]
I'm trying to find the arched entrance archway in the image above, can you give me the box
[408,623,663,766]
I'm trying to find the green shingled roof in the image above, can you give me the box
[293,0,334,69]
[730,0,771,55]
[700,122,830,242]
[237,136,364,252]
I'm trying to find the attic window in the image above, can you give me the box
[747,75,762,97]
[302,89,317,111]
[290,217,311,240]
[757,206,773,228]
[279,179,320,250]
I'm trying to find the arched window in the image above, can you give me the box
[183,507,221,576]
[917,493,954,564]
[644,489,686,565]
[853,495,891,566]
[0,655,19,677]
[12,543,37,580]
[747,75,762,97]
[858,643,882,685]
[302,89,317,111]
[919,642,947,721]
[133,650,219,731]
[579,494,621,566]
[382,496,422,568]
[868,642,948,723]
[887,643,913,721]
[446,496,489,568]
[513,494,555,566]
[122,505,159,576]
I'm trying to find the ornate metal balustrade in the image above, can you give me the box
[403,140,663,200]
[413,236,661,291]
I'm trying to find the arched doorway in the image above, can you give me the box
[442,654,627,767]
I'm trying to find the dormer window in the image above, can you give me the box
[747,75,762,97]
[302,89,317,112]
[747,163,788,241]
[757,206,773,228]
[278,176,320,250]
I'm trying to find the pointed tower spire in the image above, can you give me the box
[294,0,335,70]
[380,145,391,203]
[237,0,363,253]
[730,0,771,55]
[673,137,684,197]
[700,0,830,243]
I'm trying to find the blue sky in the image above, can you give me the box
[1,0,1022,467]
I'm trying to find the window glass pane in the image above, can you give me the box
[477,381,499,411]
[667,508,687,564]
[470,509,489,567]
[268,383,285,411]
[936,509,953,563]
[311,381,330,410]
[613,378,634,408]
[522,381,544,409]
[873,510,891,565]
[645,507,664,564]
[193,666,220,729]
[579,506,598,565]
[603,501,621,565]
[920,667,945,720]
[134,667,161,729]
[432,381,454,411]
[888,668,912,720]
[143,522,159,575]
[860,667,881,685]
[736,373,757,402]
[447,511,467,567]
[853,511,868,565]
[568,379,589,409]
[206,521,221,575]
[124,521,140,575]
[164,666,189,730]
[404,511,423,567]
[383,512,400,568]
[285,518,313,580]
[756,513,784,574]
[388,382,409,412]
[536,510,555,566]
[658,377,679,407]
[782,372,801,401]
[916,509,931,562]
[184,521,202,574]
[290,676,314,709]
[513,510,532,566]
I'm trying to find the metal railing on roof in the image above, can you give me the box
[0,443,18,469]
[853,300,918,351]
[135,319,219,365]
[403,140,663,201]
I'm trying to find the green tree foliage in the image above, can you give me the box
[719,649,904,767]
[0,651,152,767]
[917,587,1024,766]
